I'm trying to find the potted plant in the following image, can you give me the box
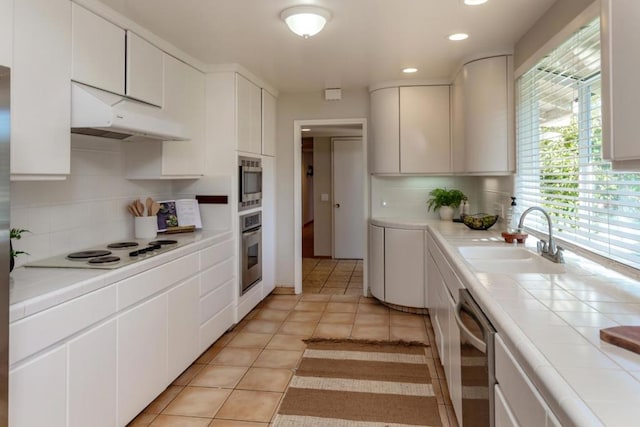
[427,188,466,221]
[10,228,29,272]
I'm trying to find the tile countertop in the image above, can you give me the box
[9,229,233,323]
[372,217,640,427]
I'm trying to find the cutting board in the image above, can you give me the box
[600,326,640,354]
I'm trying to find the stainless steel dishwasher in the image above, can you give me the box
[455,289,497,427]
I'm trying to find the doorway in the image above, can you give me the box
[293,119,368,295]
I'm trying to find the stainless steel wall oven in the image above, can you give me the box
[238,156,262,211]
[240,211,262,295]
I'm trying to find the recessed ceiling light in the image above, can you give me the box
[448,33,469,41]
[301,128,311,132]
[402,67,418,74]
[464,0,488,5]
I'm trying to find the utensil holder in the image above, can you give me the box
[135,216,157,239]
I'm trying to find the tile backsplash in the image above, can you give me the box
[10,135,175,266]
[371,175,514,220]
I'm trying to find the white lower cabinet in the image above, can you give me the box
[368,224,425,308]
[10,346,67,427]
[118,294,169,426]
[168,276,200,381]
[495,384,520,427]
[68,320,117,427]
[495,334,559,427]
[368,224,385,300]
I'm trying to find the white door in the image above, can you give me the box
[332,138,364,259]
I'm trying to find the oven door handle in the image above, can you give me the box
[242,228,261,239]
[455,300,487,354]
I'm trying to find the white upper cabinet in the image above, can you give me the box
[400,85,451,174]
[125,54,205,178]
[262,89,276,156]
[369,85,451,174]
[71,3,125,95]
[11,0,71,178]
[370,87,400,174]
[126,31,163,107]
[452,55,514,174]
[602,0,640,167]
[237,74,262,155]
[0,0,11,67]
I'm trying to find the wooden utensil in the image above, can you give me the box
[135,200,145,217]
[145,197,153,217]
[127,204,138,217]
[151,201,161,217]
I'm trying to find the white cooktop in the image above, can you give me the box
[24,236,197,270]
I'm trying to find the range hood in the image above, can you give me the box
[71,82,189,142]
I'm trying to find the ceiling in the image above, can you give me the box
[97,0,557,93]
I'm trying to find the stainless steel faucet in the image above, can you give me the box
[517,206,565,264]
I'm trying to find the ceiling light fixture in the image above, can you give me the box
[301,128,311,132]
[448,33,469,41]
[281,6,331,39]
[464,0,488,5]
[402,67,419,74]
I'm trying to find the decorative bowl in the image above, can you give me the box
[462,213,499,230]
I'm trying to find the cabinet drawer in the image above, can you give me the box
[495,384,520,427]
[495,335,547,427]
[118,252,199,309]
[200,305,235,352]
[200,279,234,324]
[200,238,234,270]
[10,285,116,364]
[427,232,463,300]
[200,258,235,296]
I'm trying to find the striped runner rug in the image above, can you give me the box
[273,339,442,427]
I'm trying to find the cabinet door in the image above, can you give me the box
[602,0,640,162]
[370,87,400,174]
[12,0,70,177]
[451,70,465,173]
[400,86,451,174]
[426,253,445,360]
[0,0,11,67]
[71,3,125,95]
[464,56,511,173]
[262,89,277,156]
[126,31,163,107]
[118,294,168,426]
[368,224,385,300]
[161,54,206,176]
[445,288,463,424]
[168,277,200,381]
[237,74,262,154]
[68,320,117,427]
[10,346,67,427]
[384,228,424,307]
[495,385,520,427]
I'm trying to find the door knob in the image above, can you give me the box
[334,203,340,208]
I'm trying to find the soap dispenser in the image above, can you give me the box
[508,197,518,231]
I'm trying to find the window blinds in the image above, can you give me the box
[516,18,640,270]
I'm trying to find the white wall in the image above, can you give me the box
[10,135,174,267]
[275,89,369,286]
[313,137,332,257]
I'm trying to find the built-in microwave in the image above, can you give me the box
[238,156,262,211]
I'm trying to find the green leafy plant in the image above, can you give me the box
[10,228,29,259]
[427,188,466,211]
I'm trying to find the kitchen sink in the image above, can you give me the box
[457,246,566,274]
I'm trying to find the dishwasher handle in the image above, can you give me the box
[455,300,487,354]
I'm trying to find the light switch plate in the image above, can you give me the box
[321,193,329,202]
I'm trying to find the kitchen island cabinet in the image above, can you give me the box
[11,0,70,179]
[9,231,235,427]
[367,222,426,308]
[369,85,451,174]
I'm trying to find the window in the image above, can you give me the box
[516,18,640,270]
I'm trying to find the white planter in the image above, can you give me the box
[439,206,455,221]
